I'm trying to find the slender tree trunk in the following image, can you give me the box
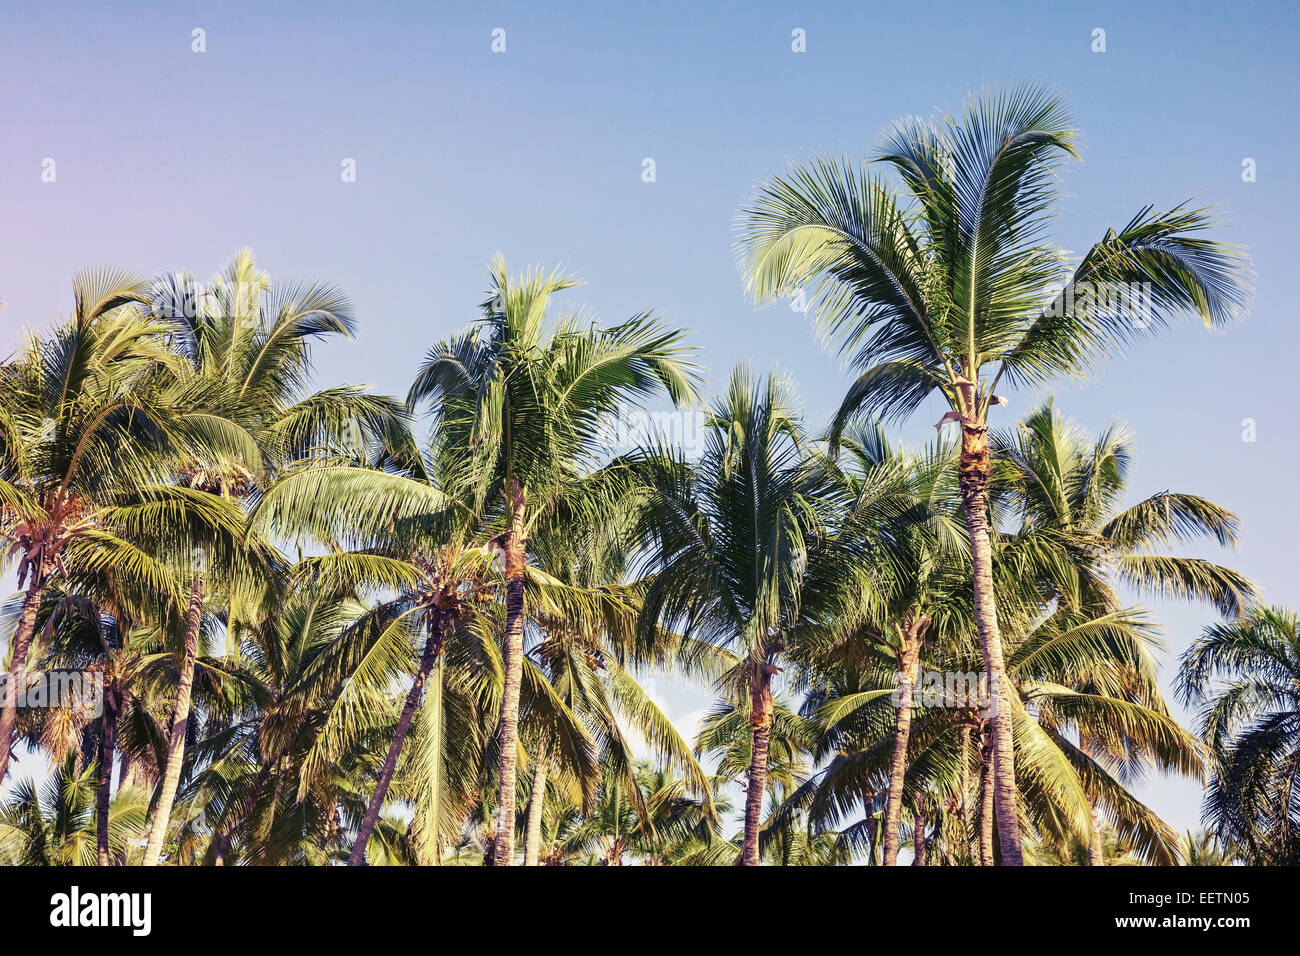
[492,482,527,866]
[142,570,204,867]
[883,619,923,865]
[523,743,550,866]
[0,568,49,783]
[741,661,774,866]
[959,421,1023,865]
[912,804,927,866]
[979,721,995,866]
[1088,801,1105,866]
[96,684,121,865]
[349,621,444,866]
[960,724,972,857]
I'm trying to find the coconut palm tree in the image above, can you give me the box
[1178,606,1300,864]
[803,424,969,864]
[404,257,699,864]
[992,399,1253,619]
[991,400,1251,861]
[0,752,149,865]
[736,84,1252,861]
[150,249,401,485]
[628,367,842,864]
[0,272,243,783]
[792,588,1202,866]
[138,492,270,866]
[1180,827,1242,866]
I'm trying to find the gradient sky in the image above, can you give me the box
[3,0,1298,835]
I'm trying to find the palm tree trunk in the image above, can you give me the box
[96,684,120,865]
[912,804,927,866]
[959,420,1023,865]
[979,721,995,866]
[348,622,444,866]
[1088,801,1105,866]
[960,724,972,855]
[492,481,527,866]
[741,661,774,866]
[883,620,922,865]
[142,570,204,867]
[523,743,550,866]
[0,568,49,783]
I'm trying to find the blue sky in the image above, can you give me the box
[3,0,1298,835]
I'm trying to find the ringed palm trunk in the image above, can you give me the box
[979,721,995,866]
[0,561,50,783]
[349,619,446,866]
[912,804,927,866]
[883,621,923,865]
[1088,801,1105,866]
[959,420,1023,865]
[522,742,550,866]
[492,482,527,866]
[96,683,121,865]
[142,570,204,867]
[960,724,972,854]
[741,660,775,866]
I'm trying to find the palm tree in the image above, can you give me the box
[808,425,969,864]
[151,249,400,484]
[1180,828,1242,866]
[1178,606,1300,864]
[0,753,149,865]
[405,257,699,864]
[630,367,836,865]
[736,84,1252,861]
[992,400,1251,861]
[0,272,209,783]
[532,760,722,866]
[19,585,146,865]
[992,399,1253,619]
[139,491,265,866]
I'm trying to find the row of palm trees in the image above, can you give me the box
[2,84,1294,865]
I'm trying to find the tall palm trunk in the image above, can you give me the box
[959,420,1023,865]
[883,618,923,865]
[0,563,49,783]
[1088,801,1105,866]
[979,720,995,866]
[349,620,445,866]
[912,804,927,866]
[96,683,121,865]
[960,724,972,854]
[142,570,204,867]
[741,660,774,866]
[523,743,550,866]
[492,482,527,866]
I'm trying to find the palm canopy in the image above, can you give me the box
[628,365,826,659]
[736,83,1252,432]
[407,255,701,520]
[991,399,1255,617]
[150,249,402,485]
[1178,606,1300,864]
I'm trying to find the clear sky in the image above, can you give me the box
[3,0,1298,835]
